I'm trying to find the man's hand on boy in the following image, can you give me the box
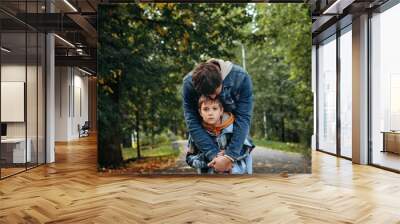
[208,155,232,173]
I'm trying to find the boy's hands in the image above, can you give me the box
[207,154,232,173]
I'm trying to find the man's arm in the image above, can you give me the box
[224,74,253,161]
[182,78,219,161]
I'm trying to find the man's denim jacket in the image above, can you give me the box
[187,123,254,166]
[182,64,254,161]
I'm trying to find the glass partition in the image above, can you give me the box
[1,31,28,177]
[317,35,337,154]
[38,32,45,165]
[0,1,46,179]
[27,30,38,169]
[371,4,400,171]
[339,26,352,158]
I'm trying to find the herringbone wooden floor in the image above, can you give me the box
[1,135,400,224]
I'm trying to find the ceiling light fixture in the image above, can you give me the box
[78,67,93,76]
[1,47,11,53]
[322,0,355,15]
[63,0,78,12]
[54,34,75,48]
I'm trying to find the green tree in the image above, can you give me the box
[98,3,252,168]
[245,3,312,144]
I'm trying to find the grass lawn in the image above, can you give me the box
[253,138,311,157]
[122,144,180,160]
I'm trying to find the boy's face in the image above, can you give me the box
[199,101,223,125]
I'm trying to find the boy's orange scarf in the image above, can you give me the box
[202,112,235,135]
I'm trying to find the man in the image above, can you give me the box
[182,58,254,173]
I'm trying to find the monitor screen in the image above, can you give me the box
[1,123,7,137]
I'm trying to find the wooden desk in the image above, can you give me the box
[381,131,400,154]
[1,138,31,163]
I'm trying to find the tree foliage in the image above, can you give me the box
[97,3,312,169]
[98,3,251,168]
[246,3,312,144]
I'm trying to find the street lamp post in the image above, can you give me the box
[240,42,246,71]
[233,40,246,70]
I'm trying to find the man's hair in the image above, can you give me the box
[192,62,222,95]
[198,95,223,110]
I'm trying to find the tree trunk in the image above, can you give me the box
[136,110,141,159]
[122,133,131,148]
[151,122,155,146]
[151,131,155,146]
[281,117,285,142]
[173,116,178,135]
[98,84,123,169]
[150,98,155,146]
[279,101,285,142]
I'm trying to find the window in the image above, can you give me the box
[318,35,337,154]
[339,26,352,158]
[371,3,400,171]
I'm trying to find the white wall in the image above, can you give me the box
[1,63,46,164]
[1,65,41,137]
[72,71,89,138]
[55,66,69,141]
[1,65,26,139]
[1,65,25,124]
[55,66,89,141]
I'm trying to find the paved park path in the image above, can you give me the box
[161,140,311,174]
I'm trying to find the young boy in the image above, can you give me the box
[186,95,254,174]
